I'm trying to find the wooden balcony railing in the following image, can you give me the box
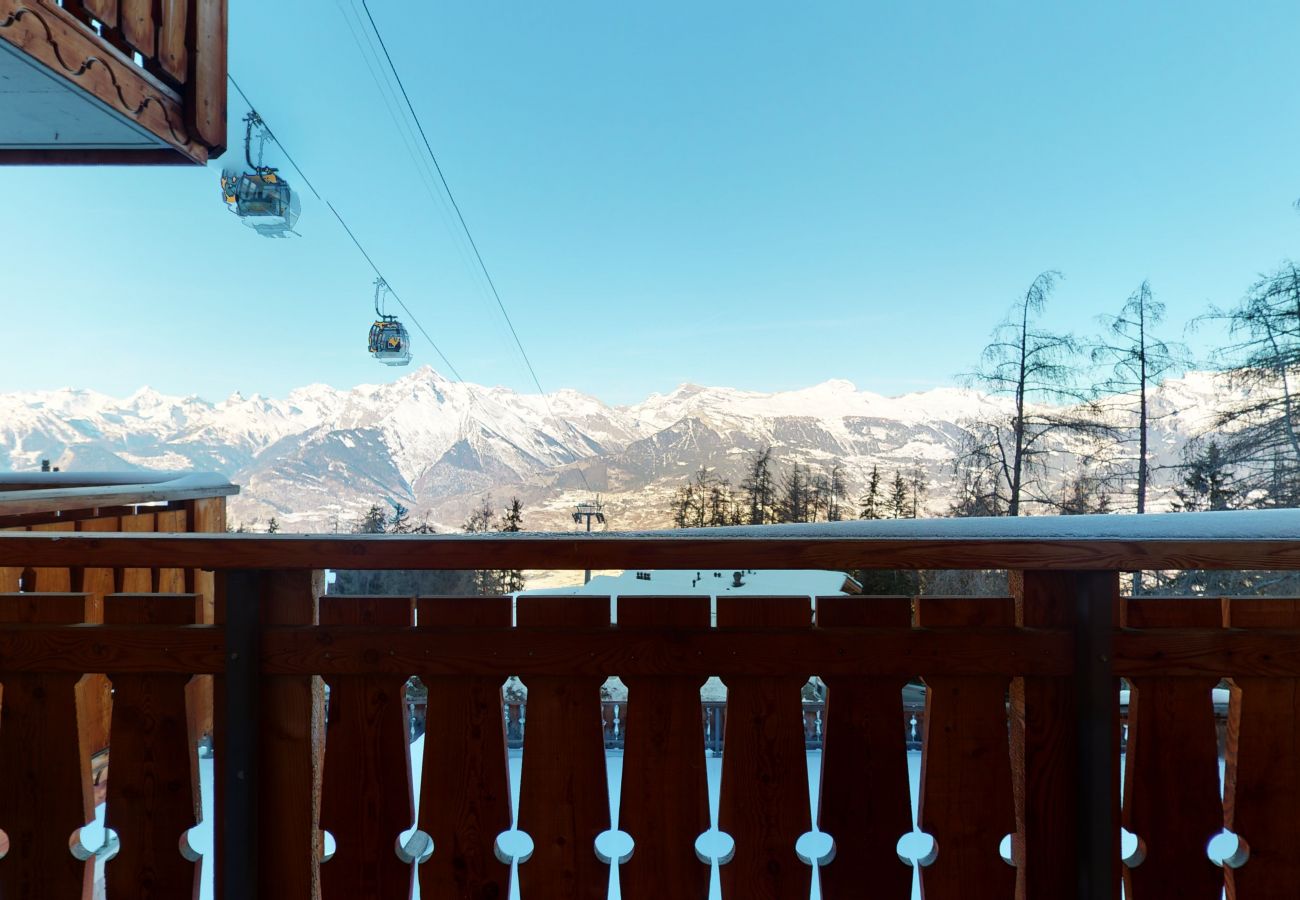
[0,0,226,163]
[1,510,1300,899]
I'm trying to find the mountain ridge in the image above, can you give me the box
[0,366,1224,531]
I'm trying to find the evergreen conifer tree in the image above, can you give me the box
[778,463,813,523]
[858,465,882,519]
[1173,441,1237,512]
[499,497,526,593]
[741,446,777,525]
[827,462,847,521]
[889,471,909,519]
[354,505,388,534]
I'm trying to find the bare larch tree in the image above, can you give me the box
[955,271,1109,516]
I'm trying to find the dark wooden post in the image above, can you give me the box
[1013,569,1118,900]
[218,568,323,899]
[1011,570,1118,900]
[219,570,260,900]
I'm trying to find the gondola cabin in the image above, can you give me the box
[367,277,412,365]
[220,169,301,238]
[219,111,300,238]
[369,318,411,366]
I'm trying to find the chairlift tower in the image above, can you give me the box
[572,498,606,584]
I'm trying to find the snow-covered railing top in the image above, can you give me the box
[1,508,1298,570]
[0,471,238,518]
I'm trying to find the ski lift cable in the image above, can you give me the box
[335,0,509,346]
[226,74,472,388]
[228,76,324,202]
[341,0,525,366]
[357,0,535,376]
[325,200,470,384]
[356,0,595,495]
[334,0,463,237]
[228,74,592,499]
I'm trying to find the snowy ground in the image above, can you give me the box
[85,745,1234,899]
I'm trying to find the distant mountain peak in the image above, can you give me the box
[1,371,1230,532]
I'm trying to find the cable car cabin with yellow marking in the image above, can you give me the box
[368,319,411,366]
[219,112,301,237]
[0,0,227,165]
[367,277,412,365]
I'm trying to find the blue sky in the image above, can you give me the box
[3,1,1298,405]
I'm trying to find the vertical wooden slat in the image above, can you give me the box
[320,596,415,900]
[104,593,200,899]
[71,517,118,764]
[1122,598,1223,900]
[187,0,228,152]
[76,515,121,616]
[79,0,119,28]
[618,595,711,900]
[816,595,913,900]
[185,499,223,777]
[156,0,189,83]
[30,520,75,591]
[187,498,225,623]
[119,512,157,592]
[1222,598,1300,899]
[515,595,611,900]
[417,596,513,900]
[716,595,814,900]
[418,593,514,894]
[0,592,95,898]
[156,508,189,593]
[916,596,1017,900]
[0,526,23,591]
[259,570,325,899]
[119,0,156,60]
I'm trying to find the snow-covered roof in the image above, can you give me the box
[0,471,237,516]
[522,568,857,598]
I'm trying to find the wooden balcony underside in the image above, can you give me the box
[0,0,224,163]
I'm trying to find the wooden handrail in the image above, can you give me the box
[3,507,1300,570]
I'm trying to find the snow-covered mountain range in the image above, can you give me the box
[0,367,1225,531]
